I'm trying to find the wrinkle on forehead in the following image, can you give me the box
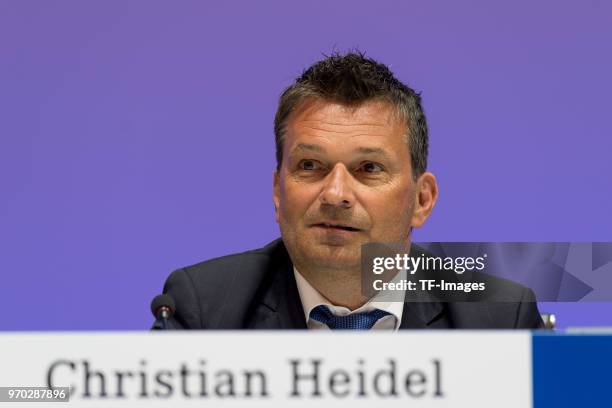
[288,98,406,140]
[296,127,393,140]
[298,120,391,128]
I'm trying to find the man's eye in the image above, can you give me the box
[360,162,384,173]
[299,160,321,171]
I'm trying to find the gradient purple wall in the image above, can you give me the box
[1,1,611,330]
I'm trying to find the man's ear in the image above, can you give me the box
[273,170,280,224]
[410,172,439,229]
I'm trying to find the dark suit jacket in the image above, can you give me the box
[158,239,545,330]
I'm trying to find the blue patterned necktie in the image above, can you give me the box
[309,305,391,330]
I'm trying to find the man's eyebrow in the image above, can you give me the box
[291,144,392,159]
[354,147,391,159]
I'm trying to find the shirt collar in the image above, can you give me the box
[293,267,405,330]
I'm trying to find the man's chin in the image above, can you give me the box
[300,244,361,270]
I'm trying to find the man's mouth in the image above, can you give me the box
[312,223,361,232]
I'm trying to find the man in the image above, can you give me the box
[157,52,544,330]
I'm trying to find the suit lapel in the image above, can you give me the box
[399,301,446,329]
[247,241,307,329]
[399,244,448,329]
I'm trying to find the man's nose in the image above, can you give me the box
[319,164,356,209]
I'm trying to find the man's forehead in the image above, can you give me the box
[284,99,408,153]
[289,98,402,127]
[293,143,391,157]
[281,98,410,163]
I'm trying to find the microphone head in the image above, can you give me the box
[150,294,176,318]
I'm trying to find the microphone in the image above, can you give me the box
[151,294,176,330]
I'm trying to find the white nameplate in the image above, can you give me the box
[0,331,531,407]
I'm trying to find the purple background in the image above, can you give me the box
[1,1,611,330]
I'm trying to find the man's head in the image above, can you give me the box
[272,52,438,288]
[275,52,429,178]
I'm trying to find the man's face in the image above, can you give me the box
[273,98,436,272]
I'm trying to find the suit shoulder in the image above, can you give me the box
[161,239,289,329]
[445,273,543,329]
[166,238,289,304]
[470,271,538,303]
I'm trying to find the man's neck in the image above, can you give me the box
[294,265,368,310]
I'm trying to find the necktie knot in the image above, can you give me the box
[309,305,390,330]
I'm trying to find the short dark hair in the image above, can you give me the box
[274,52,429,177]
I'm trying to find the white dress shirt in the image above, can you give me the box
[293,267,406,331]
